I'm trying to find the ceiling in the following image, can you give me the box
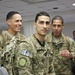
[0,0,75,30]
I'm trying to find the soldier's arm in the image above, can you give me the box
[66,36,75,58]
[14,41,33,75]
[0,35,4,66]
[0,35,4,52]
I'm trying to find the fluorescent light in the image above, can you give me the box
[72,3,75,6]
[21,0,54,3]
[27,0,47,2]
[21,0,56,4]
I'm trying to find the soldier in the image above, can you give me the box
[45,15,75,75]
[28,11,55,75]
[15,11,55,75]
[0,11,26,75]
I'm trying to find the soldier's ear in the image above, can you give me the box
[34,23,37,28]
[6,19,11,26]
[62,24,64,29]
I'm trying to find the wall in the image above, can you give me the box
[63,22,75,38]
[22,20,35,37]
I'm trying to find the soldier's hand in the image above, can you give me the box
[59,50,72,59]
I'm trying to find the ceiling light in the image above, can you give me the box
[53,7,59,9]
[21,0,55,4]
[72,3,75,6]
[27,0,47,2]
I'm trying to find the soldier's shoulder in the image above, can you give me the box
[62,34,74,45]
[27,35,34,41]
[0,33,4,45]
[45,33,52,42]
[18,33,26,38]
[17,38,32,52]
[17,33,26,42]
[27,35,38,44]
[63,34,73,41]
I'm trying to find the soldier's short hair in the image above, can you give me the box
[35,11,50,22]
[52,15,64,24]
[73,30,75,34]
[6,11,20,21]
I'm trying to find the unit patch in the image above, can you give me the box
[19,58,26,67]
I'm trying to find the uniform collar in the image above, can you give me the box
[34,34,45,47]
[46,33,65,43]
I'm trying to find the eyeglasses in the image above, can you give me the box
[39,21,50,25]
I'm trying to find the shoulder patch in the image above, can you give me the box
[19,58,26,67]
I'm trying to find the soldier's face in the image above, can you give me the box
[7,14,22,33]
[51,20,64,37]
[34,16,50,36]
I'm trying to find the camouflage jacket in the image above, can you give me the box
[13,39,33,75]
[28,35,55,75]
[0,30,26,75]
[45,33,75,75]
[14,34,55,75]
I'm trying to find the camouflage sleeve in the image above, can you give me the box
[0,35,4,54]
[13,40,33,75]
[70,41,75,60]
[66,36,75,58]
[0,35,4,66]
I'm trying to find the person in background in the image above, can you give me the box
[0,11,26,75]
[73,30,75,41]
[45,15,75,75]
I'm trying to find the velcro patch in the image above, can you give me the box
[19,58,26,67]
[21,50,30,56]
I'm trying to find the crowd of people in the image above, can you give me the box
[0,11,75,75]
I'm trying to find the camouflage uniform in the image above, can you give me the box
[0,30,26,75]
[15,34,55,75]
[45,33,75,75]
[13,39,33,75]
[29,35,56,75]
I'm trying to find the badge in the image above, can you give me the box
[19,58,26,67]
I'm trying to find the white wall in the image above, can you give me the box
[63,22,75,38]
[22,21,75,39]
[22,20,35,37]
